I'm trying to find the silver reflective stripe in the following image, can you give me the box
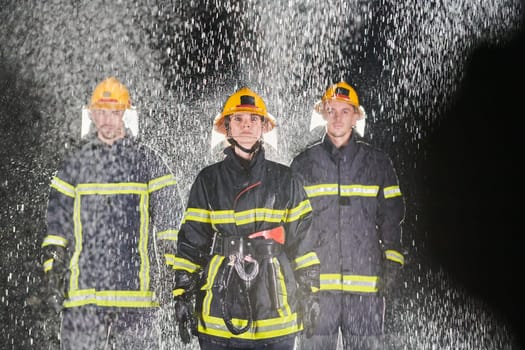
[43,258,53,272]
[64,290,157,308]
[384,186,402,199]
[77,183,147,194]
[294,252,320,270]
[304,184,338,198]
[157,229,178,241]
[385,249,404,265]
[51,177,75,198]
[42,235,68,248]
[286,200,312,222]
[149,174,176,193]
[138,193,150,291]
[340,185,379,197]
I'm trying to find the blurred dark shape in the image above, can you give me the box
[420,27,524,348]
[0,57,54,349]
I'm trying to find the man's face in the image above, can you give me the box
[323,100,361,143]
[90,109,125,145]
[228,112,264,150]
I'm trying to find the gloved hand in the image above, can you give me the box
[174,294,197,344]
[173,270,199,344]
[379,260,402,297]
[298,290,320,338]
[295,265,321,338]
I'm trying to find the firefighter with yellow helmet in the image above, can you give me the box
[172,87,321,349]
[41,77,182,349]
[291,81,406,349]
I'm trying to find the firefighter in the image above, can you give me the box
[172,87,321,349]
[290,81,406,349]
[40,77,182,349]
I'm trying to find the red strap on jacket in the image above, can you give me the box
[248,226,285,244]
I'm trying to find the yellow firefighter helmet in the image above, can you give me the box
[213,87,276,135]
[89,77,131,111]
[315,81,361,114]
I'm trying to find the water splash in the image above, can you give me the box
[1,0,522,349]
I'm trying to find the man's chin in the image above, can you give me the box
[234,136,258,149]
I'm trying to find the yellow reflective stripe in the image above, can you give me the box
[340,185,379,197]
[385,249,404,265]
[286,200,312,223]
[69,192,83,291]
[201,256,224,318]
[148,174,176,193]
[165,254,176,266]
[199,256,300,339]
[272,258,291,318]
[320,273,379,293]
[173,289,185,297]
[184,208,289,225]
[138,193,150,291]
[172,257,201,273]
[51,176,75,198]
[43,258,53,273]
[157,229,178,241]
[384,185,402,199]
[305,184,383,198]
[198,313,300,340]
[183,208,212,223]
[42,235,68,248]
[76,182,148,195]
[64,289,158,308]
[234,208,285,225]
[201,255,224,290]
[342,275,378,293]
[293,252,320,270]
[304,184,338,198]
[208,210,233,224]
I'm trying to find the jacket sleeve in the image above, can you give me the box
[173,173,213,279]
[147,153,184,273]
[377,154,406,267]
[42,164,76,296]
[283,172,320,276]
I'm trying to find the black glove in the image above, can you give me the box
[295,265,321,338]
[175,294,197,344]
[379,260,402,297]
[173,270,199,344]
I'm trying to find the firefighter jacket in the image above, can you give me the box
[174,146,320,347]
[42,134,181,309]
[290,133,405,295]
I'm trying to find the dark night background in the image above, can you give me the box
[422,27,524,345]
[1,1,524,349]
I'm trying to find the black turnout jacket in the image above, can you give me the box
[174,147,320,346]
[290,133,405,295]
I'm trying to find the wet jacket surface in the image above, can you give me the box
[42,135,181,309]
[290,133,405,295]
[174,147,320,347]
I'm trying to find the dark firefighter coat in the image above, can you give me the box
[42,135,181,309]
[290,133,405,295]
[174,147,320,347]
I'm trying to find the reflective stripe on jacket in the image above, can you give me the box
[43,136,181,308]
[290,133,405,294]
[175,147,319,346]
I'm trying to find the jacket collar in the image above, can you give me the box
[321,131,359,163]
[223,146,266,173]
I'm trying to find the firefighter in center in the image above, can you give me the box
[172,87,321,349]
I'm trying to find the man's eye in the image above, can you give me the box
[250,116,260,122]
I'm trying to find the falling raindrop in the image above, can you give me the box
[1,0,523,349]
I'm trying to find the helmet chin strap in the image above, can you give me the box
[227,138,263,155]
